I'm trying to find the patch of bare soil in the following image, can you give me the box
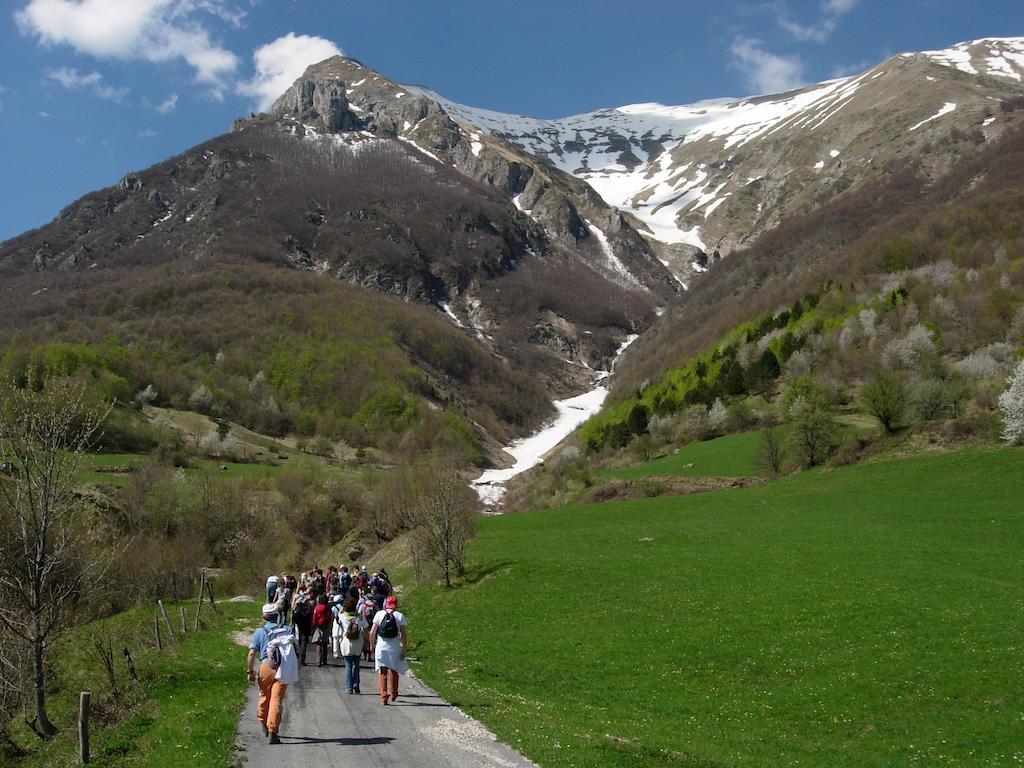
[584,475,763,503]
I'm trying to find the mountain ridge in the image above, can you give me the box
[325,36,1024,283]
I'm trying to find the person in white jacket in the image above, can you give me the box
[330,595,345,659]
[369,594,408,704]
[336,597,368,693]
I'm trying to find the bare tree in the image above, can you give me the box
[0,623,27,757]
[0,377,110,737]
[411,474,475,588]
[757,426,786,477]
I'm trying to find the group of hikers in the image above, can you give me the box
[245,564,409,744]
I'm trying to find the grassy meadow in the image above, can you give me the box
[8,599,259,768]
[602,428,776,480]
[407,447,1024,768]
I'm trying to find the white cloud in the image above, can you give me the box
[730,37,805,95]
[155,92,178,113]
[138,128,157,138]
[15,0,240,95]
[822,0,858,14]
[237,33,342,111]
[778,0,858,43]
[45,66,129,101]
[778,17,837,44]
[38,110,54,117]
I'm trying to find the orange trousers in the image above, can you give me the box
[257,662,288,733]
[378,667,399,701]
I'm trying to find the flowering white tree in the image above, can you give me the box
[707,397,727,431]
[998,360,1024,444]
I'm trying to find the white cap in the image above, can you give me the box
[262,603,278,616]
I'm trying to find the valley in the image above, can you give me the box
[2,29,1024,768]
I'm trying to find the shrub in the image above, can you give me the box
[913,379,950,421]
[862,371,910,433]
[726,399,756,433]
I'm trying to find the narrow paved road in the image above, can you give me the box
[236,657,537,768]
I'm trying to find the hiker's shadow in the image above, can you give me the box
[284,736,395,746]
[455,560,516,588]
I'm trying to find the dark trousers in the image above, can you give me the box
[294,617,311,664]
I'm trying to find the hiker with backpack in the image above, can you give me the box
[273,574,292,625]
[291,586,313,665]
[337,597,368,694]
[370,569,392,601]
[357,589,376,662]
[369,594,408,705]
[311,594,332,667]
[246,602,299,745]
[265,573,279,604]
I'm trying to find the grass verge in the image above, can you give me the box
[8,600,259,767]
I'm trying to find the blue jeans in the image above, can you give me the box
[344,656,361,692]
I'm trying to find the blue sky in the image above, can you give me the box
[1,0,1022,242]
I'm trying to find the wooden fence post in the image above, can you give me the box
[205,579,219,614]
[179,605,187,634]
[157,600,176,643]
[154,613,162,651]
[194,572,206,632]
[79,691,90,764]
[122,647,140,688]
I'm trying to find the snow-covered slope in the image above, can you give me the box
[408,37,1024,265]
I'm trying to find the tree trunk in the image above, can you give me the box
[32,626,55,737]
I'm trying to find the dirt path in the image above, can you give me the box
[235,658,537,768]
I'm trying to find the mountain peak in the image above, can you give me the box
[914,36,1024,81]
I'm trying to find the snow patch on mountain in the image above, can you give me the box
[401,37,1024,255]
[583,219,641,287]
[909,102,957,132]
[920,37,1024,81]
[472,334,638,506]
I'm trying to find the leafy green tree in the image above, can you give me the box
[626,403,650,436]
[862,372,910,433]
[789,396,839,467]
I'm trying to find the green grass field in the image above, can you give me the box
[603,429,778,480]
[407,447,1024,768]
[9,599,259,767]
